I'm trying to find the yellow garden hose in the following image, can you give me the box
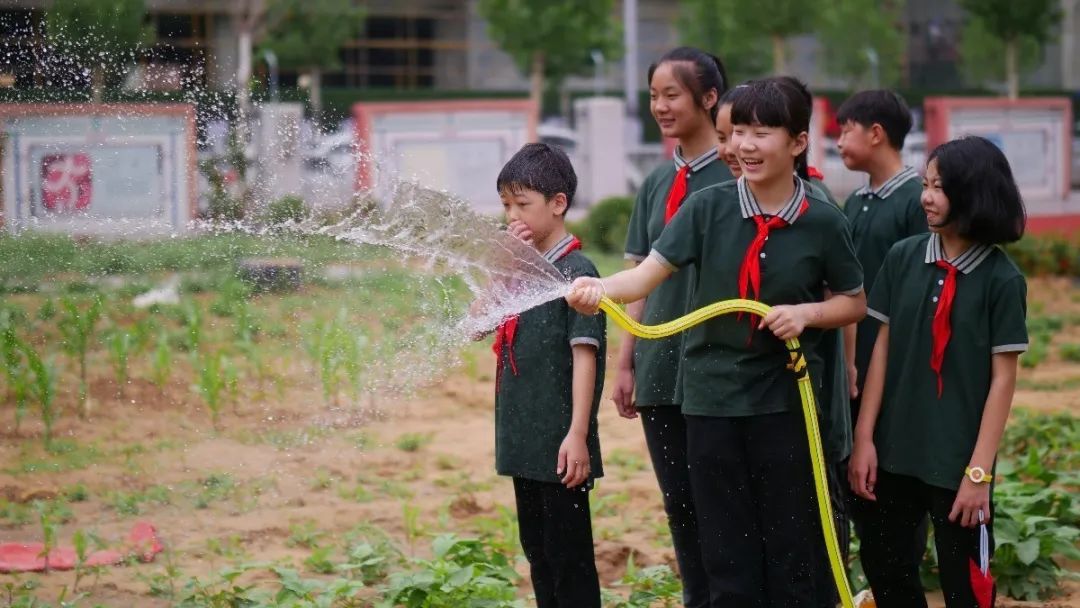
[598,296,855,608]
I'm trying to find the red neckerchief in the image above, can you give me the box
[737,198,810,332]
[930,259,958,397]
[807,166,824,180]
[493,237,583,389]
[663,165,690,224]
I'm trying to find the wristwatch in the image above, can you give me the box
[965,466,993,484]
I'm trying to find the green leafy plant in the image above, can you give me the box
[992,478,1080,600]
[1,316,32,432]
[151,331,173,392]
[337,541,395,585]
[1058,342,1080,363]
[181,300,203,354]
[378,535,522,608]
[23,344,58,449]
[57,295,102,418]
[606,555,683,608]
[395,432,433,453]
[36,501,58,573]
[36,298,56,321]
[105,328,133,398]
[192,350,226,430]
[303,309,368,406]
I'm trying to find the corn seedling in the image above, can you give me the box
[395,432,432,453]
[402,502,424,553]
[1,324,31,432]
[57,296,102,418]
[302,308,366,406]
[36,501,58,573]
[105,329,133,399]
[192,350,226,429]
[24,344,57,449]
[181,300,202,354]
[151,331,172,392]
[36,298,56,321]
[130,314,158,353]
[72,529,88,592]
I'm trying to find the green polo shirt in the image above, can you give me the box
[651,177,863,418]
[867,233,1028,491]
[808,176,853,461]
[494,234,606,484]
[624,147,733,407]
[844,167,928,393]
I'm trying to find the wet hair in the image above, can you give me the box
[927,136,1026,244]
[730,76,812,179]
[648,46,729,121]
[496,142,578,210]
[836,89,913,150]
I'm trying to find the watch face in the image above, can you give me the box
[969,467,986,483]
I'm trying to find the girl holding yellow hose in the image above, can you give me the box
[567,77,865,608]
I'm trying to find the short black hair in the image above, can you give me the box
[730,76,812,179]
[718,82,751,108]
[648,46,729,122]
[496,142,578,209]
[928,136,1026,244]
[836,90,913,150]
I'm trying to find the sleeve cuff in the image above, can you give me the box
[866,308,889,324]
[835,284,864,296]
[570,337,600,349]
[624,252,647,262]
[648,249,678,272]
[991,343,1028,354]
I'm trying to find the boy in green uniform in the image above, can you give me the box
[490,143,605,608]
[835,90,928,562]
[836,90,927,416]
[849,136,1028,607]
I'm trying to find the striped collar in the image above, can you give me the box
[924,233,993,274]
[737,176,807,224]
[543,233,578,263]
[674,146,720,173]
[855,166,920,199]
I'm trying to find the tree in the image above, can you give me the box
[816,0,906,88]
[260,0,364,120]
[44,0,152,103]
[959,0,1061,99]
[679,0,770,82]
[477,0,622,112]
[678,0,812,77]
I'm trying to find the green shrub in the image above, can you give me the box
[1059,343,1080,363]
[572,195,634,254]
[265,195,308,225]
[1004,235,1080,276]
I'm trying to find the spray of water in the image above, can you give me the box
[319,181,572,334]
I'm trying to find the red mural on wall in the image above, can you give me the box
[40,153,93,213]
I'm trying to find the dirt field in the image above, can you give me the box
[1,275,1077,607]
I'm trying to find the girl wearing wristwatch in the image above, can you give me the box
[847,136,1028,608]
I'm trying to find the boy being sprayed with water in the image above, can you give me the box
[488,142,605,607]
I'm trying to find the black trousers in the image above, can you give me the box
[854,470,994,608]
[686,411,824,608]
[512,477,601,608]
[640,406,710,608]
[846,396,929,572]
